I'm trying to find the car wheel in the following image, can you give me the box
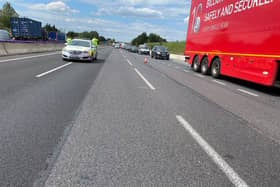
[211,58,221,78]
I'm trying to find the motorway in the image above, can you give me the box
[0,47,280,186]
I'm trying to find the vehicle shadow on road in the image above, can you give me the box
[93,59,105,64]
[221,76,280,96]
[65,59,105,64]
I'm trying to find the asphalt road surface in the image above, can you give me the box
[1,47,280,187]
[0,48,110,186]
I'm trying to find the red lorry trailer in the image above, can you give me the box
[185,0,280,86]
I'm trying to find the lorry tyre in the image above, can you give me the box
[211,58,221,78]
[193,56,200,72]
[201,57,209,75]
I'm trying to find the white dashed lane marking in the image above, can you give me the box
[213,80,226,86]
[194,74,205,78]
[237,89,259,97]
[36,62,72,78]
[126,59,133,66]
[134,68,156,90]
[176,115,249,187]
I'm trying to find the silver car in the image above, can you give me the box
[0,29,10,40]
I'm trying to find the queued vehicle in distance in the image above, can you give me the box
[121,43,127,49]
[130,46,138,53]
[123,44,129,50]
[125,44,132,51]
[114,43,121,48]
[47,31,66,42]
[138,45,150,55]
[151,46,170,60]
[121,43,126,49]
[185,0,280,87]
[62,39,97,62]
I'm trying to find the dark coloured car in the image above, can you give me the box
[151,46,169,60]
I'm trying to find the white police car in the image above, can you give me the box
[62,39,97,62]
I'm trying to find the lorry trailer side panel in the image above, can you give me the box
[185,0,280,86]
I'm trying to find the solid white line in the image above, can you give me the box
[134,68,156,90]
[176,115,249,187]
[0,52,58,63]
[127,59,133,66]
[194,74,205,78]
[213,80,226,86]
[237,89,259,97]
[184,69,190,73]
[36,62,72,78]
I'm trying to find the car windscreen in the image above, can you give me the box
[70,40,90,47]
[158,46,168,52]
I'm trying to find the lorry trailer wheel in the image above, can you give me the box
[193,56,200,72]
[211,58,221,78]
[201,57,209,75]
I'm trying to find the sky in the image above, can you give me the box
[0,0,191,42]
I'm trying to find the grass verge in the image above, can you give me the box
[146,41,185,55]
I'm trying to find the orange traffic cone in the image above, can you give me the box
[144,57,148,64]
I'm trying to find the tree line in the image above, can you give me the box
[66,31,107,41]
[0,2,18,30]
[131,32,167,46]
[0,2,59,33]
